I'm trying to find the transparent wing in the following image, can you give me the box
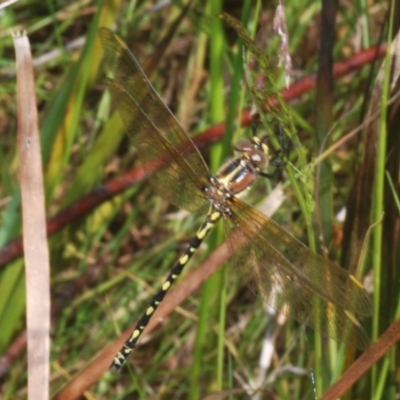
[99,27,210,214]
[225,197,372,348]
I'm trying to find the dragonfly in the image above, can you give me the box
[98,27,372,372]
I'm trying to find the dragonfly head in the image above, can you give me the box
[234,137,270,170]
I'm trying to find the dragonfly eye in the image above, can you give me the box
[250,148,267,168]
[235,138,253,153]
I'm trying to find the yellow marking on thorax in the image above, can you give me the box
[218,163,243,187]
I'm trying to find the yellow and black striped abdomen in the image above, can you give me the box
[111,209,221,371]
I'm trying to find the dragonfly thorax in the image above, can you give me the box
[206,136,271,214]
[212,136,270,199]
[215,158,257,197]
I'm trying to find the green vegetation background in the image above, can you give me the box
[0,1,398,399]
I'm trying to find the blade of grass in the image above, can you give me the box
[0,260,25,352]
[314,0,337,247]
[313,1,338,393]
[190,2,225,397]
[371,11,398,396]
[14,31,50,400]
[43,0,119,202]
